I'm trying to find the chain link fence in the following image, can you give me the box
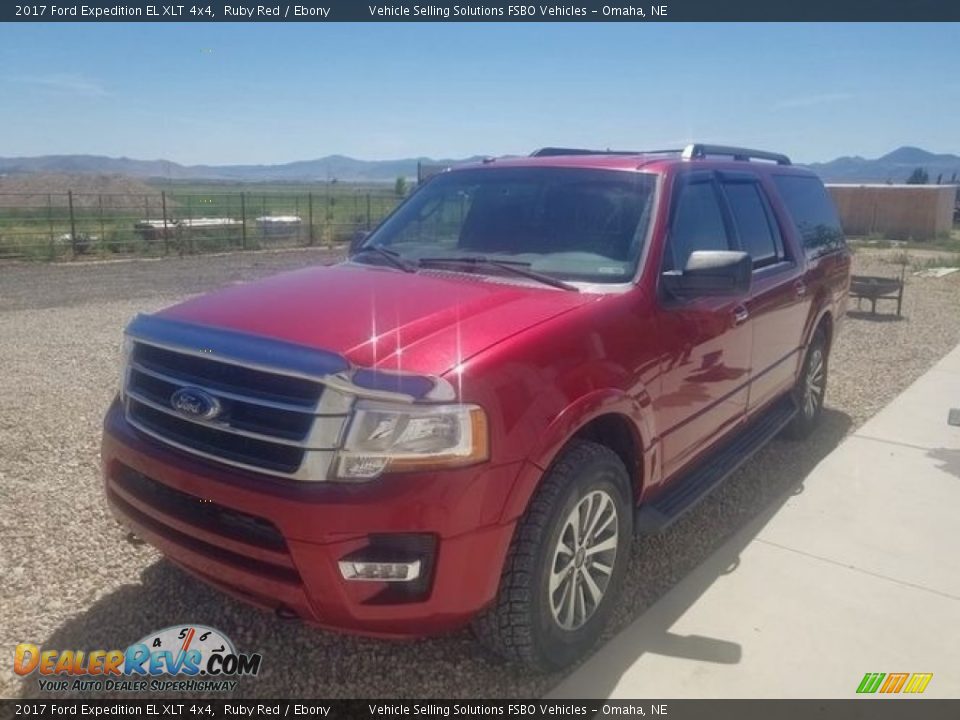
[0,189,404,261]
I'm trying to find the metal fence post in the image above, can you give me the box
[67,190,78,259]
[186,195,194,255]
[98,194,105,255]
[366,193,372,230]
[47,193,55,259]
[326,189,333,248]
[141,194,149,252]
[308,192,314,246]
[240,192,247,250]
[161,190,170,255]
[293,195,300,246]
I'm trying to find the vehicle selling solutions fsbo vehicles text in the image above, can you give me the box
[367,4,596,17]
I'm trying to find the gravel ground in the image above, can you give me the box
[2,248,960,700]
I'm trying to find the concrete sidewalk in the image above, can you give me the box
[551,344,960,699]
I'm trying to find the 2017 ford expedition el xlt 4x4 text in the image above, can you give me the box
[102,144,851,670]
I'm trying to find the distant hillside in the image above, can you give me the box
[0,154,484,183]
[2,147,959,184]
[0,173,167,208]
[808,146,960,183]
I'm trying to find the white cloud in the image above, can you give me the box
[6,73,109,97]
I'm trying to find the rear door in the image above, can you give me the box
[654,171,753,481]
[771,173,852,344]
[718,172,806,413]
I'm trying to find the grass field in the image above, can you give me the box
[0,179,404,261]
[848,228,960,255]
[7,177,954,263]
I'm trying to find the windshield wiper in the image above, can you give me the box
[352,245,417,273]
[417,255,579,292]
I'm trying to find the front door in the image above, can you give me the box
[654,172,753,481]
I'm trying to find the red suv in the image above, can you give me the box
[102,144,850,670]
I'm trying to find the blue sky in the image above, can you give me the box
[1,23,957,165]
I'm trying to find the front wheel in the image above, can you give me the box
[784,328,828,439]
[472,440,633,671]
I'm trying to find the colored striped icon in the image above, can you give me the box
[857,672,933,694]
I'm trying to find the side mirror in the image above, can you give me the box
[662,250,752,298]
[349,230,370,255]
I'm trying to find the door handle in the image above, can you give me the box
[733,305,749,326]
[794,280,807,297]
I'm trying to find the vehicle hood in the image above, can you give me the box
[157,262,598,376]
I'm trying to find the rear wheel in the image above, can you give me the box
[784,328,828,439]
[472,440,632,671]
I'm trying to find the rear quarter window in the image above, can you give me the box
[772,175,845,259]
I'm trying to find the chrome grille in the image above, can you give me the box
[123,334,352,481]
[133,342,323,408]
[126,398,308,474]
[128,365,314,442]
[119,312,454,481]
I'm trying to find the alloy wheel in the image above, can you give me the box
[548,489,619,631]
[803,348,825,418]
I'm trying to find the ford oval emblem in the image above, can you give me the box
[170,387,221,421]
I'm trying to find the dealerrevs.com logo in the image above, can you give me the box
[14,625,262,693]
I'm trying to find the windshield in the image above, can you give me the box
[358,167,657,284]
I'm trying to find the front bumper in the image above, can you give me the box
[101,400,522,638]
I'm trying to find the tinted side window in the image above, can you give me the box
[723,182,783,268]
[773,175,845,258]
[667,180,729,271]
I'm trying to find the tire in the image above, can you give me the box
[784,327,828,439]
[472,440,633,671]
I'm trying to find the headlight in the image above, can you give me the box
[335,401,489,480]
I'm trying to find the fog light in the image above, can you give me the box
[338,559,422,582]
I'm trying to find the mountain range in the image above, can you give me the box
[807,146,960,183]
[0,154,484,183]
[0,147,958,184]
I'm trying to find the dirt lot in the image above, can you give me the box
[3,247,960,699]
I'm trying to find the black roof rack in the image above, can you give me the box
[681,144,791,166]
[529,144,791,166]
[530,147,685,157]
[530,147,640,157]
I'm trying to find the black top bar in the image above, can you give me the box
[5,1,959,22]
